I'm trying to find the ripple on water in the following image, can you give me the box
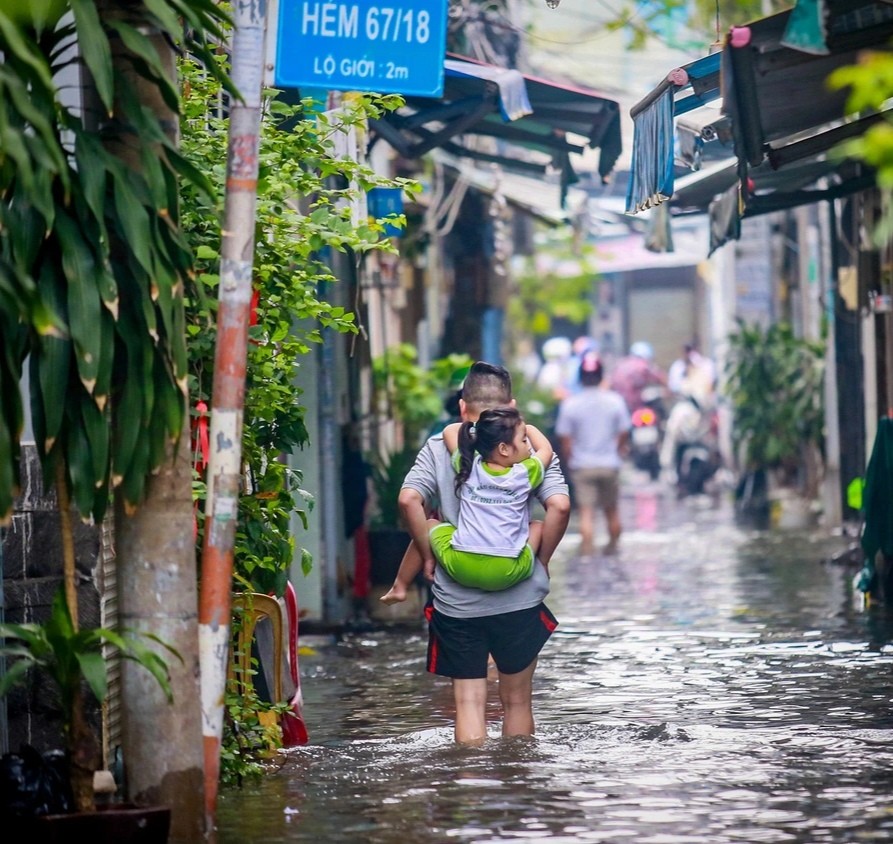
[217,499,893,843]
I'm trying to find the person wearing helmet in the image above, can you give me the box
[609,341,667,413]
[536,336,574,400]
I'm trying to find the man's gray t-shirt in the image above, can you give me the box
[401,433,568,618]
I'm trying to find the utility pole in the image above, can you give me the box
[198,0,268,832]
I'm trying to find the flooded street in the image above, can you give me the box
[216,481,893,843]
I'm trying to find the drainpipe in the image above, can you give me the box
[318,275,342,625]
[820,195,842,526]
[0,525,6,755]
[198,0,268,829]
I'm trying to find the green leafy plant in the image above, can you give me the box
[219,665,289,786]
[180,55,418,591]
[0,0,228,814]
[368,346,472,528]
[828,51,893,246]
[368,447,420,530]
[0,588,180,813]
[507,229,597,340]
[0,0,232,524]
[724,320,825,493]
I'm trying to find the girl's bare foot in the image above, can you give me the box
[380,583,407,604]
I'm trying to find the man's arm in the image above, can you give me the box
[398,486,436,574]
[538,491,570,566]
[533,439,570,565]
[401,436,439,507]
[398,436,443,575]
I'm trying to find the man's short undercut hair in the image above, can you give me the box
[461,361,512,413]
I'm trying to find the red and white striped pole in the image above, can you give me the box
[198,1,267,833]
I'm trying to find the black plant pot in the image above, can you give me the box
[12,803,171,843]
[367,527,411,585]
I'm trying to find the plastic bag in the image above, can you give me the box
[0,744,72,817]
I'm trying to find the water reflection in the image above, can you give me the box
[216,490,893,844]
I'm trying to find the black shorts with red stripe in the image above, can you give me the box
[426,602,558,679]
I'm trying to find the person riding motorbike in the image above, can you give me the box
[660,381,719,497]
[609,341,667,414]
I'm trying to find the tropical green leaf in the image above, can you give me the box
[165,146,216,201]
[81,391,109,487]
[108,18,180,112]
[94,310,114,409]
[69,0,114,113]
[0,11,56,94]
[111,375,142,485]
[2,64,67,178]
[75,649,108,703]
[0,411,18,524]
[66,412,97,516]
[119,421,150,511]
[141,0,183,40]
[56,214,102,393]
[36,334,71,453]
[73,131,110,247]
[111,171,154,276]
[0,659,33,697]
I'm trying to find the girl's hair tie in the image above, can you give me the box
[468,423,476,438]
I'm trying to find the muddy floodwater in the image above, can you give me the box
[216,485,893,843]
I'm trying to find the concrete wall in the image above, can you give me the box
[1,445,103,757]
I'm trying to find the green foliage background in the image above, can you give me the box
[180,58,416,596]
[724,320,825,476]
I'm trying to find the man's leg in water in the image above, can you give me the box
[453,677,488,745]
[498,659,537,736]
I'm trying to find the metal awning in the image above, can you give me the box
[429,150,578,226]
[722,0,893,172]
[670,154,875,253]
[369,53,622,195]
[626,0,891,230]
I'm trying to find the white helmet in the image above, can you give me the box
[630,341,654,361]
[542,336,572,361]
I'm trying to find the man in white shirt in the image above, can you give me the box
[555,352,631,556]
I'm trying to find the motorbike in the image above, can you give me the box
[665,396,720,497]
[629,388,665,479]
[675,439,719,496]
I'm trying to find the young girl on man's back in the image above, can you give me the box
[380,407,553,603]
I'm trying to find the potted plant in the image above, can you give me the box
[0,471,180,841]
[724,319,825,527]
[366,346,471,584]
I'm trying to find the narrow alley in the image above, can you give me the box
[216,476,893,843]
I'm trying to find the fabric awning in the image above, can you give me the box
[369,53,623,196]
[624,52,723,214]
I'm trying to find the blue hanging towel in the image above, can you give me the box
[858,417,893,593]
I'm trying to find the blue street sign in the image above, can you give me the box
[274,1,448,97]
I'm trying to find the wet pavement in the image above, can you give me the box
[215,478,893,843]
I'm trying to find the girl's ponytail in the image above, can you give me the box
[455,421,476,496]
